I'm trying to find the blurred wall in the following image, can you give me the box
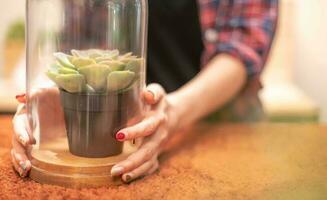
[293,0,327,122]
[262,0,326,122]
[262,0,295,84]
[0,1,25,112]
[0,0,25,73]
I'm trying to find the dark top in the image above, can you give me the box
[147,0,204,93]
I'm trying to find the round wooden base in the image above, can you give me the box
[30,138,137,188]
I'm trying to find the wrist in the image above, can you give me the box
[166,93,184,132]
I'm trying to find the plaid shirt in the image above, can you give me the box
[198,0,278,77]
[198,0,278,121]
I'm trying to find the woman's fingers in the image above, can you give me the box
[111,141,159,177]
[143,83,166,105]
[11,138,32,177]
[13,113,35,147]
[147,160,159,175]
[116,83,168,141]
[116,113,166,141]
[11,150,31,177]
[15,93,26,104]
[111,83,167,181]
[122,159,158,183]
[11,150,22,175]
[13,114,30,147]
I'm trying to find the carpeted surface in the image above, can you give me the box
[1,115,327,200]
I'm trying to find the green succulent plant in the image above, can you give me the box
[46,49,143,93]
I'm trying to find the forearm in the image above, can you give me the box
[167,54,247,130]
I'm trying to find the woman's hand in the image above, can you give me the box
[111,83,178,183]
[11,84,178,182]
[11,103,34,177]
[11,88,65,177]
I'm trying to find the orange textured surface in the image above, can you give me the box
[1,115,327,200]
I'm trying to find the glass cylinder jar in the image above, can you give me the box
[26,0,147,160]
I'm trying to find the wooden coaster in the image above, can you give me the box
[30,137,137,188]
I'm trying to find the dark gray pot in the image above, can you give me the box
[59,89,136,158]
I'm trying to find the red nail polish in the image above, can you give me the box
[147,90,155,99]
[15,93,26,104]
[125,174,132,182]
[116,132,126,141]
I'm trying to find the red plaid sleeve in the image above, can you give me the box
[199,0,278,77]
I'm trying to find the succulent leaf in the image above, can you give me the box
[103,49,119,58]
[58,67,79,74]
[56,74,85,93]
[54,52,75,69]
[95,57,112,63]
[118,56,138,64]
[107,71,135,91]
[47,49,141,93]
[85,84,96,93]
[67,55,74,63]
[87,49,103,58]
[49,63,61,73]
[46,71,59,83]
[79,64,112,92]
[99,60,125,71]
[125,58,143,74]
[120,52,133,58]
[71,49,88,57]
[94,50,119,62]
[71,57,96,68]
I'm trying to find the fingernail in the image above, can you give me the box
[18,168,24,177]
[19,161,27,171]
[17,162,26,177]
[15,93,26,103]
[19,136,28,146]
[124,174,133,183]
[111,166,124,176]
[30,137,37,145]
[116,132,126,141]
[147,90,156,101]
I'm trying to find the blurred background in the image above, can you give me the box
[0,0,326,122]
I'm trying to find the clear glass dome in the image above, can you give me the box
[26,0,147,159]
